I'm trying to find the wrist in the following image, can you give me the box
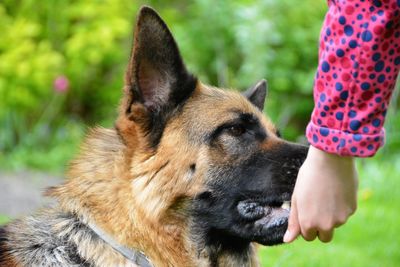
[308,145,355,166]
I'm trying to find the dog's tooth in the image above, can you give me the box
[281,201,290,211]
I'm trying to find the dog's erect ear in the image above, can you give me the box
[125,6,197,114]
[243,79,267,111]
[120,6,197,146]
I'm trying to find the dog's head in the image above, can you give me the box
[116,6,307,250]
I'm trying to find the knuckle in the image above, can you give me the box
[319,224,333,232]
[300,219,315,231]
[335,215,348,226]
[317,219,335,232]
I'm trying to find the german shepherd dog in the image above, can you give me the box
[0,6,307,267]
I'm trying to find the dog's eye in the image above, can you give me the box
[226,125,246,137]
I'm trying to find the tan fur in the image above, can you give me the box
[0,245,20,267]
[43,82,276,266]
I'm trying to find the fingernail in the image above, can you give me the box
[283,230,291,243]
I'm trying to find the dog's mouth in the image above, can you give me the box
[236,198,291,246]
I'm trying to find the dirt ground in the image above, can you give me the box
[0,171,63,218]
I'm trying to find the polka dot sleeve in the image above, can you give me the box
[306,0,400,157]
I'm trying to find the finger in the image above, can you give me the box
[334,216,348,228]
[283,197,300,243]
[301,226,318,242]
[317,229,334,243]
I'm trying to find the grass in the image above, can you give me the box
[259,154,400,267]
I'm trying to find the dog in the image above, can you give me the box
[0,6,307,267]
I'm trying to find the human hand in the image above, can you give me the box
[283,145,358,243]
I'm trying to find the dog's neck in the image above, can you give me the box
[87,221,153,267]
[48,127,259,266]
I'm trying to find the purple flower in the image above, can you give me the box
[53,75,69,93]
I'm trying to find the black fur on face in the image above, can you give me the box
[191,119,308,252]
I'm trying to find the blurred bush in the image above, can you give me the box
[0,0,398,172]
[0,0,139,170]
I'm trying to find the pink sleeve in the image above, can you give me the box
[307,0,400,157]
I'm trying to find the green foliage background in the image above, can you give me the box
[0,1,399,266]
[1,0,399,171]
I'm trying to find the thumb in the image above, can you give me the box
[283,196,300,243]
